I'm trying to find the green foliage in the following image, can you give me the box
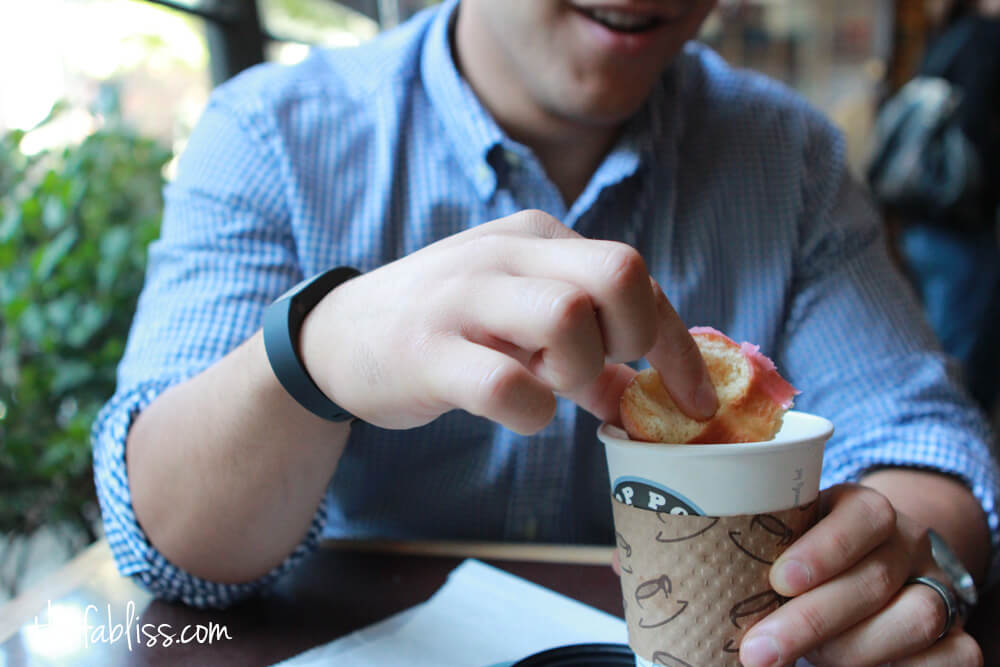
[0,98,171,538]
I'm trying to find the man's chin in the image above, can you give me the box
[552,71,665,127]
[553,95,652,130]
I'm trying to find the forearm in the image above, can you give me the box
[126,330,350,584]
[861,467,991,585]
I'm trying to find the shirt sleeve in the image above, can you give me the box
[90,82,327,609]
[779,122,1000,591]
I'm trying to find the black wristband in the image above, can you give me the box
[263,266,361,422]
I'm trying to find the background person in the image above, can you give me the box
[895,0,1000,415]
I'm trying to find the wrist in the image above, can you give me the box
[861,468,990,585]
[263,267,361,422]
[298,278,353,409]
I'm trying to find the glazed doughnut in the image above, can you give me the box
[620,327,799,444]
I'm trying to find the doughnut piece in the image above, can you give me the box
[620,327,799,443]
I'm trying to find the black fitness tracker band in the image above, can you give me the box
[263,266,361,422]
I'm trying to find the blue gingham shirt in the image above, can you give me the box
[92,0,1000,608]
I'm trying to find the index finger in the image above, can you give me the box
[643,279,718,420]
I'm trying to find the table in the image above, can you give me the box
[1,539,997,665]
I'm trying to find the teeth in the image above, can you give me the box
[588,9,659,31]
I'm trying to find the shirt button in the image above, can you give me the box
[476,163,491,183]
[504,150,521,168]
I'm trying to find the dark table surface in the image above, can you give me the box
[0,539,997,666]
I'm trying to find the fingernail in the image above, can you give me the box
[694,377,718,419]
[774,559,811,595]
[741,635,781,667]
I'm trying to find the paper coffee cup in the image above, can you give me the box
[600,411,832,516]
[600,411,834,666]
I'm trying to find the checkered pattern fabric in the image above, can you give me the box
[91,0,1000,608]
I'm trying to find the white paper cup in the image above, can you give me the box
[600,410,833,516]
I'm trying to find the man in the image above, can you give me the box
[93,1,998,665]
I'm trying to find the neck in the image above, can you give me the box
[527,131,622,205]
[452,4,622,205]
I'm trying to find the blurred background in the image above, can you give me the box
[0,0,968,602]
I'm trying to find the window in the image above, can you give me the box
[259,0,378,64]
[1,0,211,155]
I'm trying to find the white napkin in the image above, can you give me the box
[273,558,628,667]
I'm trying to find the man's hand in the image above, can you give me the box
[739,484,984,667]
[299,209,718,433]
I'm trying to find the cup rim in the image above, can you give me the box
[599,410,834,456]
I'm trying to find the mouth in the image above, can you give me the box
[571,6,668,34]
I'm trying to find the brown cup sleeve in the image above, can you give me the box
[612,498,819,666]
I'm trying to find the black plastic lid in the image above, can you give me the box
[513,643,635,666]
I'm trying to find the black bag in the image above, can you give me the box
[865,75,983,224]
[865,17,993,230]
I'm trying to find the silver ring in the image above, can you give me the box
[905,575,958,642]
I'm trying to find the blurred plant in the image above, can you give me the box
[0,89,170,593]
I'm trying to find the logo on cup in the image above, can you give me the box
[613,479,703,516]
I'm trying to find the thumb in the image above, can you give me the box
[560,363,636,426]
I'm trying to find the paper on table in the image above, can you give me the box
[272,559,628,667]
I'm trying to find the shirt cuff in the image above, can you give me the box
[820,418,1000,593]
[91,380,328,609]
